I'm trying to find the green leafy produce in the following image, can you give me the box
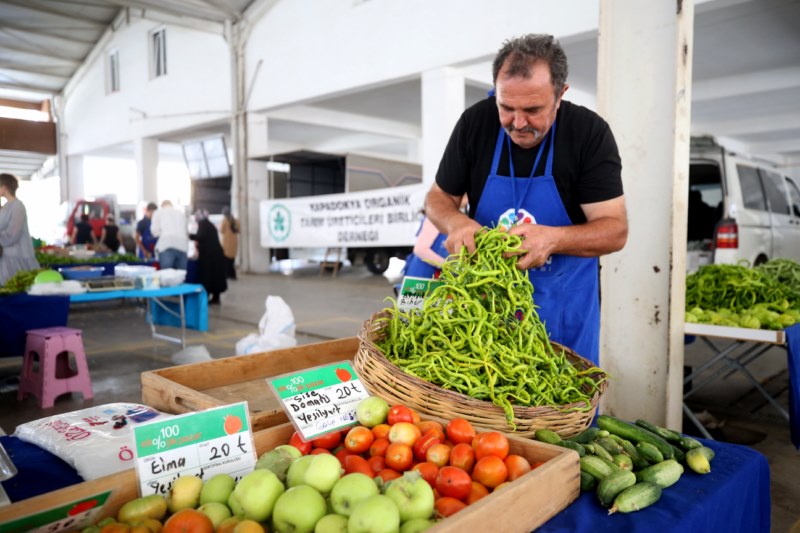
[377,227,606,427]
[35,251,140,267]
[0,268,49,295]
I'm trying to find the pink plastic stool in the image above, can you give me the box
[17,327,94,408]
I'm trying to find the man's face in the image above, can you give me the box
[495,61,567,150]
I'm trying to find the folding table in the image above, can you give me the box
[683,322,788,439]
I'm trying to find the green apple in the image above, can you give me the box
[329,473,379,517]
[117,494,167,523]
[314,513,348,533]
[233,469,285,522]
[227,490,245,517]
[348,495,400,533]
[200,473,236,505]
[197,501,232,529]
[399,518,434,533]
[384,472,434,522]
[356,396,390,428]
[257,445,303,483]
[272,485,327,533]
[303,454,342,495]
[287,455,315,487]
[167,475,203,514]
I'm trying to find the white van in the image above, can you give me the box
[687,136,800,271]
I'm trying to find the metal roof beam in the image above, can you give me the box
[102,0,231,23]
[0,0,110,27]
[0,24,97,46]
[693,66,800,102]
[0,40,82,64]
[0,63,70,78]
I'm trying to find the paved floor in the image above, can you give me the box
[0,261,797,530]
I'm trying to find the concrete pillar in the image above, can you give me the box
[246,158,272,273]
[134,137,159,204]
[597,1,694,428]
[64,155,84,203]
[421,68,465,186]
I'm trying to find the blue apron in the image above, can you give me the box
[402,218,449,279]
[473,121,600,365]
[137,219,158,259]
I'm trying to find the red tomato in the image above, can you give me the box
[472,455,508,488]
[434,497,467,518]
[388,405,415,425]
[289,431,312,455]
[426,443,451,468]
[446,418,477,445]
[372,424,392,440]
[367,455,386,474]
[412,461,440,488]
[310,448,332,455]
[412,430,442,461]
[369,437,390,457]
[466,481,490,504]
[449,442,476,473]
[385,443,413,472]
[435,466,472,501]
[334,447,356,468]
[504,454,532,481]
[473,431,509,460]
[376,468,402,483]
[344,426,375,454]
[312,431,342,450]
[388,422,421,446]
[416,420,446,442]
[345,455,375,478]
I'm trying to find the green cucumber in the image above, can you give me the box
[596,437,624,456]
[597,415,674,460]
[590,440,615,463]
[635,459,684,489]
[597,430,610,438]
[569,427,600,444]
[580,471,597,491]
[670,444,685,463]
[607,434,626,446]
[636,442,664,463]
[535,428,562,445]
[557,439,586,457]
[679,436,703,451]
[613,454,633,471]
[580,455,616,481]
[620,439,650,470]
[699,446,715,461]
[609,482,662,514]
[596,470,637,507]
[635,419,682,443]
[685,446,714,474]
[584,443,596,454]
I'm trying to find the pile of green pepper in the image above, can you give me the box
[0,268,49,296]
[378,227,605,427]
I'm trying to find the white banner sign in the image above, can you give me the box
[259,185,426,248]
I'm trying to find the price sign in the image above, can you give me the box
[0,490,112,533]
[132,402,256,496]
[397,276,444,312]
[268,361,370,441]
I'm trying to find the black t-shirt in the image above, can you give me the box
[74,222,93,245]
[435,98,623,224]
[103,224,120,250]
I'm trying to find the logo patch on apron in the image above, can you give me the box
[497,208,536,230]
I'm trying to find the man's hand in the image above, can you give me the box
[508,223,560,270]
[444,217,482,255]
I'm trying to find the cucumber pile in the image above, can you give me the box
[534,415,715,515]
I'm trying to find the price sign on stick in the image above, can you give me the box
[268,361,370,441]
[0,490,112,533]
[398,276,444,312]
[132,402,256,496]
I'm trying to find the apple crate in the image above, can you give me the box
[0,423,579,532]
[141,337,360,432]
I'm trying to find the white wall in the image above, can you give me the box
[63,18,231,156]
[245,0,599,112]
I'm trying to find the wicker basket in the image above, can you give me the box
[355,311,608,438]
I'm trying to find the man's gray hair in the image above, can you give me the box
[492,34,569,95]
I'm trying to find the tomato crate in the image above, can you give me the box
[0,423,579,532]
[141,337,360,432]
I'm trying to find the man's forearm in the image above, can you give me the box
[425,187,467,235]
[548,216,628,257]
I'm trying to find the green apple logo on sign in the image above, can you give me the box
[269,205,291,242]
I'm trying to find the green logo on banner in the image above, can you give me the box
[269,204,291,242]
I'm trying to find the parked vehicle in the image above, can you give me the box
[66,195,137,253]
[688,136,800,271]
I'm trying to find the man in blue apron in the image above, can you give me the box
[425,34,628,366]
[135,202,159,260]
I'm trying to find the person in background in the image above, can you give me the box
[190,209,227,305]
[150,200,189,270]
[425,34,628,365]
[0,173,40,286]
[402,216,450,280]
[135,202,158,260]
[220,206,239,280]
[100,215,120,253]
[71,213,96,246]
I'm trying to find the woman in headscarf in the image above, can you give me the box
[220,206,239,280]
[0,173,40,285]
[189,209,227,304]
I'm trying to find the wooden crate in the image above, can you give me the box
[141,337,359,432]
[0,422,579,533]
